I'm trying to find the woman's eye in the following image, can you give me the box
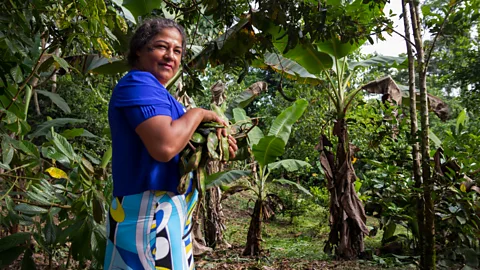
[174,50,182,55]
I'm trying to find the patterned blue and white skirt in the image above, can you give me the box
[104,189,198,270]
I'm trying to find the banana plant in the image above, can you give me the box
[258,21,407,258]
[205,99,311,256]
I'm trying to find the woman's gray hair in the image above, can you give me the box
[127,18,187,67]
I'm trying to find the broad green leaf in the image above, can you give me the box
[316,37,365,59]
[45,167,68,179]
[428,130,442,148]
[455,108,468,134]
[247,126,264,149]
[57,218,85,245]
[29,118,87,138]
[91,59,129,75]
[382,220,396,242]
[70,220,92,262]
[283,41,333,75]
[92,190,105,223]
[111,0,136,23]
[121,0,162,23]
[52,55,71,72]
[25,190,51,206]
[10,65,23,83]
[462,248,479,268]
[355,180,362,193]
[36,90,71,114]
[19,140,40,158]
[65,55,128,74]
[232,108,250,124]
[21,248,36,270]
[349,55,407,70]
[2,141,14,165]
[51,132,77,161]
[456,216,466,225]
[0,232,31,253]
[205,170,251,189]
[101,145,113,169]
[272,178,311,196]
[252,136,285,167]
[82,157,94,174]
[262,52,322,85]
[43,212,57,245]
[0,162,11,170]
[14,204,48,215]
[268,99,308,145]
[0,246,26,268]
[61,128,97,139]
[92,224,107,263]
[1,136,38,158]
[256,20,333,73]
[268,159,311,172]
[41,146,69,164]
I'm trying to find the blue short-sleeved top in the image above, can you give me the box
[108,70,189,197]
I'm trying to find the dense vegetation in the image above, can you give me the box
[0,0,479,269]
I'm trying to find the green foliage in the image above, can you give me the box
[1,130,110,268]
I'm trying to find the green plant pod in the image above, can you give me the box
[221,136,229,162]
[178,148,192,176]
[185,146,202,173]
[190,132,206,144]
[207,132,220,160]
[177,173,190,194]
[195,166,206,195]
[199,122,224,128]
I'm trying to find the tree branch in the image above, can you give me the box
[163,0,201,12]
[0,49,49,121]
[12,198,71,209]
[382,25,417,48]
[424,3,458,72]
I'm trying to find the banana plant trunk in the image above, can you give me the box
[204,187,229,247]
[243,198,263,256]
[320,118,369,259]
[193,160,229,254]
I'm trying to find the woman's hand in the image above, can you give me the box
[201,109,227,126]
[204,109,237,158]
[216,128,238,159]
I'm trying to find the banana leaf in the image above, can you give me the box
[267,99,308,145]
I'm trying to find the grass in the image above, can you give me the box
[196,190,418,269]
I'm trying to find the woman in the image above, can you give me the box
[104,18,237,270]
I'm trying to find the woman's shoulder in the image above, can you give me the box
[118,70,162,87]
[111,70,171,107]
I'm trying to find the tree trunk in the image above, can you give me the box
[204,185,230,248]
[204,160,229,248]
[192,160,229,254]
[243,198,263,256]
[402,1,425,267]
[192,205,213,256]
[409,1,436,268]
[320,119,369,259]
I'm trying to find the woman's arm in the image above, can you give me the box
[135,108,226,162]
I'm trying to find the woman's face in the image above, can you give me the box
[136,27,183,85]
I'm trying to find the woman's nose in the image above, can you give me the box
[164,49,173,60]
